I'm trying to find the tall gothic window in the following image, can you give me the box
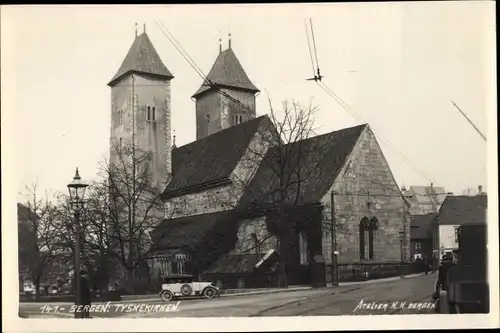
[359,217,369,260]
[368,217,379,260]
[360,217,379,260]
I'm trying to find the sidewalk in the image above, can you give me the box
[20,273,427,305]
[121,272,426,301]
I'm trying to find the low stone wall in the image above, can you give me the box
[326,262,424,283]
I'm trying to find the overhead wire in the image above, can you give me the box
[154,20,260,118]
[303,18,438,185]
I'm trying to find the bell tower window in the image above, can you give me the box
[233,114,244,125]
[147,106,156,122]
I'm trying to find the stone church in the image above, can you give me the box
[107,28,411,288]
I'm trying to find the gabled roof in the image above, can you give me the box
[153,211,231,250]
[162,116,271,198]
[108,32,174,86]
[192,48,259,98]
[437,195,487,225]
[239,124,367,208]
[410,213,435,239]
[404,186,448,206]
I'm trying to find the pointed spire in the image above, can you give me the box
[135,22,138,38]
[143,23,146,34]
[228,33,232,49]
[172,130,177,149]
[219,38,222,53]
[108,29,174,86]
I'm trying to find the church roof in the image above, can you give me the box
[108,32,174,86]
[192,47,259,98]
[239,124,368,208]
[162,116,272,198]
[153,211,230,250]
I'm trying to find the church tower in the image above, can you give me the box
[192,35,260,140]
[108,26,174,189]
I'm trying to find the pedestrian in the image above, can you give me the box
[80,270,92,319]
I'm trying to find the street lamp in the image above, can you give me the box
[399,230,405,278]
[67,167,88,319]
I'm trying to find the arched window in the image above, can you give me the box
[152,106,156,122]
[359,217,370,260]
[147,106,151,121]
[368,217,379,260]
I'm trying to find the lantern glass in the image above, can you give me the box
[67,168,88,205]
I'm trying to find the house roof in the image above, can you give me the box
[404,186,448,206]
[162,116,271,198]
[192,47,259,98]
[153,211,231,250]
[239,124,367,208]
[437,195,487,225]
[108,32,174,86]
[410,213,435,239]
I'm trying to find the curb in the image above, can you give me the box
[250,286,362,317]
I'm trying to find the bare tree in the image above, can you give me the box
[212,98,327,287]
[18,183,62,300]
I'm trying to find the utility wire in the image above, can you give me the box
[155,20,258,118]
[302,19,437,185]
[304,19,316,78]
[450,100,487,142]
[310,18,321,76]
[317,80,437,184]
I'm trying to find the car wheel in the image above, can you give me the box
[160,290,173,302]
[203,287,217,299]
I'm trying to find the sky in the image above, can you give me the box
[2,3,495,203]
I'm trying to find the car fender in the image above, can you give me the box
[201,286,219,295]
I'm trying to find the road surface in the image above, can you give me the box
[19,274,439,318]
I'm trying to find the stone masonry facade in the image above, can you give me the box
[321,126,411,265]
[230,216,278,255]
[164,119,270,219]
[110,74,172,189]
[195,88,256,140]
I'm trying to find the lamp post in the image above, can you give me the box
[330,191,339,286]
[399,230,405,278]
[67,167,88,319]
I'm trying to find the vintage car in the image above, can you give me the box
[159,274,219,302]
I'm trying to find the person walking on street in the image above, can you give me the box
[80,270,92,319]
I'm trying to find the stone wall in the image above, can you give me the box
[164,117,271,219]
[220,88,256,130]
[230,216,277,255]
[110,73,172,188]
[195,90,221,140]
[321,126,411,265]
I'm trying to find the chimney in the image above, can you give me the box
[478,185,483,194]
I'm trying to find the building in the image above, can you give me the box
[402,185,449,215]
[18,203,36,290]
[108,28,410,288]
[436,194,487,260]
[409,213,435,261]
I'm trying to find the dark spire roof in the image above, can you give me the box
[192,48,259,98]
[108,32,174,86]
